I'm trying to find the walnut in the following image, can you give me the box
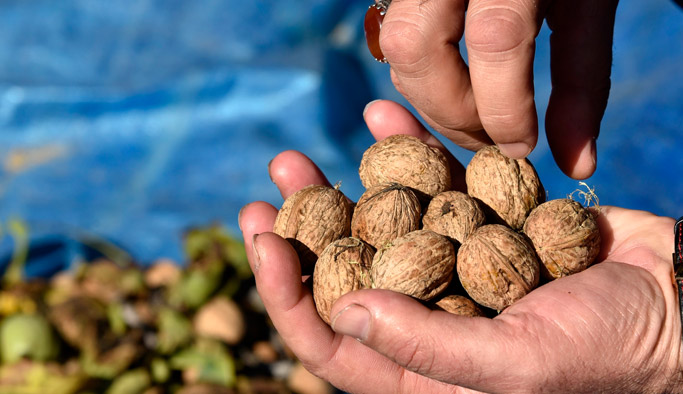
[359,134,451,201]
[422,191,486,244]
[523,199,601,279]
[313,237,374,325]
[351,182,421,249]
[273,185,353,273]
[371,230,455,301]
[466,145,544,230]
[457,224,540,310]
[433,295,486,317]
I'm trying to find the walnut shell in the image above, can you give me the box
[359,134,451,200]
[422,191,486,244]
[273,185,353,273]
[371,229,455,301]
[466,145,544,230]
[313,237,374,325]
[433,295,486,317]
[523,199,601,279]
[457,224,540,310]
[351,182,421,249]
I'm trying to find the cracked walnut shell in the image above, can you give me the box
[457,224,540,310]
[422,191,486,244]
[523,199,601,279]
[273,185,353,273]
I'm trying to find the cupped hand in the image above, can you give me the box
[377,0,618,180]
[239,102,682,393]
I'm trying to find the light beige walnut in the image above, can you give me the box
[313,237,374,325]
[422,191,486,244]
[457,224,540,310]
[351,182,421,249]
[433,295,486,317]
[523,198,601,279]
[359,134,451,200]
[371,229,455,301]
[466,145,544,230]
[273,185,353,273]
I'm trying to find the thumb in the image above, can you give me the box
[330,289,545,393]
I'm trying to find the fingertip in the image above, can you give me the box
[498,141,533,160]
[269,150,330,198]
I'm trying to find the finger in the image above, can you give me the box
[269,150,331,199]
[545,0,618,179]
[363,99,468,191]
[330,289,546,393]
[381,0,483,134]
[251,232,456,393]
[464,0,543,159]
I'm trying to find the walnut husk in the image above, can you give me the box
[422,191,486,244]
[523,198,601,279]
[273,185,353,273]
[457,224,540,310]
[359,134,451,200]
[371,230,455,301]
[466,145,544,230]
[313,237,374,325]
[351,182,421,249]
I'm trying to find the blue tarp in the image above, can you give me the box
[0,0,681,273]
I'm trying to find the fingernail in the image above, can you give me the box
[267,158,275,184]
[363,99,381,117]
[498,142,531,159]
[237,206,245,232]
[579,138,597,169]
[331,304,371,341]
[251,233,262,272]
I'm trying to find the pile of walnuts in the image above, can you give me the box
[274,135,601,322]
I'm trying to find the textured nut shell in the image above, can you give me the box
[359,134,451,199]
[351,182,421,249]
[313,237,374,325]
[457,224,540,310]
[273,185,352,273]
[423,191,486,244]
[371,230,455,301]
[466,145,544,230]
[523,199,601,279]
[434,295,486,317]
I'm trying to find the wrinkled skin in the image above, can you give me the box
[239,101,682,393]
[378,0,619,180]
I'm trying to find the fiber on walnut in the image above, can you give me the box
[433,295,485,317]
[351,182,421,249]
[423,191,486,244]
[466,145,544,230]
[371,229,455,301]
[523,199,601,279]
[313,237,374,325]
[273,185,352,273]
[359,134,451,200]
[457,224,540,310]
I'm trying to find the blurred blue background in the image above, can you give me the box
[0,0,681,273]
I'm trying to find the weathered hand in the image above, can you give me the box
[239,102,681,393]
[376,0,619,180]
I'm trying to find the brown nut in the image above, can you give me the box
[351,182,421,249]
[523,198,601,279]
[273,184,353,273]
[313,237,374,325]
[466,145,544,230]
[359,134,451,200]
[457,224,540,310]
[422,191,486,244]
[371,229,455,301]
[433,295,486,317]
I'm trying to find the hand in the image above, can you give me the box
[239,103,682,393]
[377,0,619,180]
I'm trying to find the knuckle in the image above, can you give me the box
[390,334,437,375]
[380,19,432,75]
[465,5,535,59]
